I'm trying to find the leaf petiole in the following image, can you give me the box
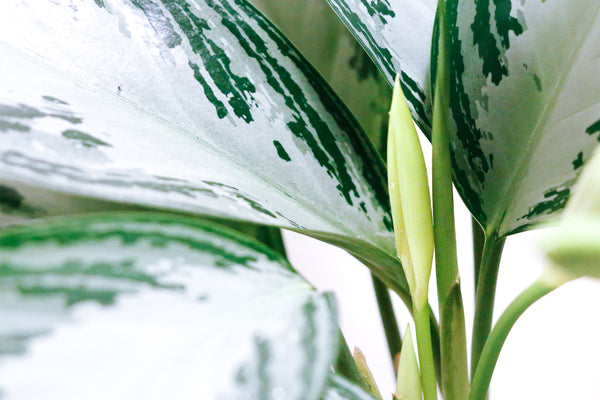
[469,279,555,400]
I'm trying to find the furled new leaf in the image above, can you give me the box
[0,1,407,295]
[395,326,422,400]
[324,0,437,133]
[387,76,433,307]
[0,213,337,400]
[442,0,600,237]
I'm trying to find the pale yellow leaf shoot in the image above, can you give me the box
[387,75,434,307]
[395,326,423,400]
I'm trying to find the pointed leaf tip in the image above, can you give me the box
[387,76,434,306]
[395,326,423,400]
[353,347,383,400]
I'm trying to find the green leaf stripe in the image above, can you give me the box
[0,212,337,400]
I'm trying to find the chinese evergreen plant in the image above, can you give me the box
[0,0,599,399]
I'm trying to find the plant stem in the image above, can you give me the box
[432,119,460,303]
[472,218,485,291]
[334,331,369,392]
[440,283,469,400]
[469,280,555,400]
[429,308,443,385]
[432,86,469,400]
[414,304,438,400]
[471,235,505,377]
[351,256,442,384]
[431,1,469,397]
[371,274,402,373]
[431,0,457,305]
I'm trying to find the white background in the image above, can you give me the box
[283,137,600,400]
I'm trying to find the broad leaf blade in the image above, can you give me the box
[443,0,600,236]
[0,1,404,292]
[324,0,437,133]
[327,0,600,238]
[0,213,337,400]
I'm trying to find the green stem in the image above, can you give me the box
[440,284,469,400]
[431,1,469,397]
[414,304,438,400]
[353,253,442,380]
[371,274,402,373]
[472,218,485,291]
[431,0,457,305]
[469,280,555,400]
[432,93,469,400]
[432,114,459,305]
[334,331,368,392]
[429,308,443,385]
[471,235,505,377]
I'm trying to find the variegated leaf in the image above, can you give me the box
[250,0,392,153]
[0,1,407,295]
[0,213,337,400]
[443,0,600,236]
[324,0,437,133]
[326,0,600,238]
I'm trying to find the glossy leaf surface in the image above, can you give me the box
[0,1,406,292]
[0,213,337,399]
[327,0,600,237]
[444,0,600,236]
[251,0,392,153]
